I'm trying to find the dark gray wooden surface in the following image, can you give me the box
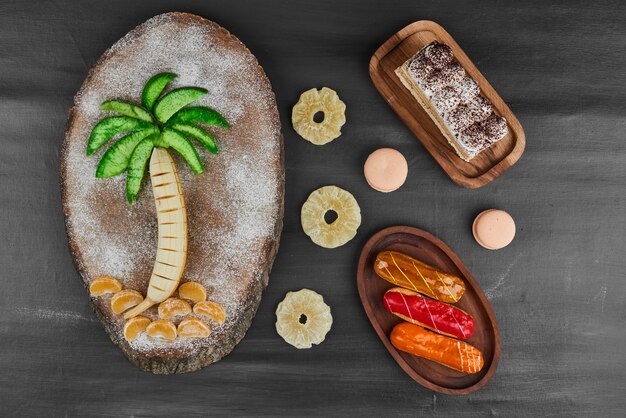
[1,0,625,416]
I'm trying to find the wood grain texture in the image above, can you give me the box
[1,0,626,416]
[357,226,499,394]
[370,21,525,188]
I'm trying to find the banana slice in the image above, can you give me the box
[123,148,188,319]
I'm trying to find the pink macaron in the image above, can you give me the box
[364,148,408,193]
[472,209,516,250]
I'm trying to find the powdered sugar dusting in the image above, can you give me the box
[61,13,282,357]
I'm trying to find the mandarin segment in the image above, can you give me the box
[89,276,123,296]
[123,316,151,342]
[177,317,212,338]
[193,301,226,325]
[275,289,333,349]
[146,319,177,340]
[110,289,144,314]
[178,282,207,304]
[158,297,192,320]
[292,87,346,145]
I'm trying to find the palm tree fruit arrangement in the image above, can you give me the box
[87,69,230,320]
[61,13,283,373]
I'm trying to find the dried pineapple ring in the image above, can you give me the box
[178,282,207,304]
[123,316,151,342]
[292,87,346,145]
[276,289,332,349]
[193,301,226,325]
[146,319,177,340]
[89,276,122,296]
[301,185,361,248]
[178,317,212,338]
[158,297,192,320]
[110,289,144,314]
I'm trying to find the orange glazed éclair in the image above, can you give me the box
[391,322,484,374]
[373,251,465,303]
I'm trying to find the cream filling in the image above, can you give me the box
[407,71,483,157]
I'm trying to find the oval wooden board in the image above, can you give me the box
[369,21,525,188]
[61,13,284,374]
[356,226,500,394]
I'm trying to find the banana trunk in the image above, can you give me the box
[124,148,188,318]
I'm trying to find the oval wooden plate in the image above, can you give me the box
[61,13,284,374]
[369,21,525,188]
[357,226,500,394]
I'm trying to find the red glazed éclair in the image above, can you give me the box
[391,322,484,374]
[383,287,475,340]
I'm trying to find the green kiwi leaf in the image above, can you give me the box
[141,72,177,111]
[161,129,204,174]
[87,72,228,205]
[165,106,229,129]
[96,127,159,178]
[125,136,156,204]
[169,123,218,154]
[153,87,208,123]
[100,100,153,123]
[86,116,153,156]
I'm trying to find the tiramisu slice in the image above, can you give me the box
[395,42,508,161]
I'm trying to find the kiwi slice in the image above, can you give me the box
[126,137,156,204]
[142,72,176,111]
[87,116,152,156]
[96,127,159,178]
[169,123,218,154]
[87,72,229,205]
[153,88,208,123]
[165,106,229,129]
[161,129,204,174]
[100,100,153,123]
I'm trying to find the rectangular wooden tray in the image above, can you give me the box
[369,21,525,188]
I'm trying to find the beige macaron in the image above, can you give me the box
[364,148,408,193]
[472,209,516,250]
